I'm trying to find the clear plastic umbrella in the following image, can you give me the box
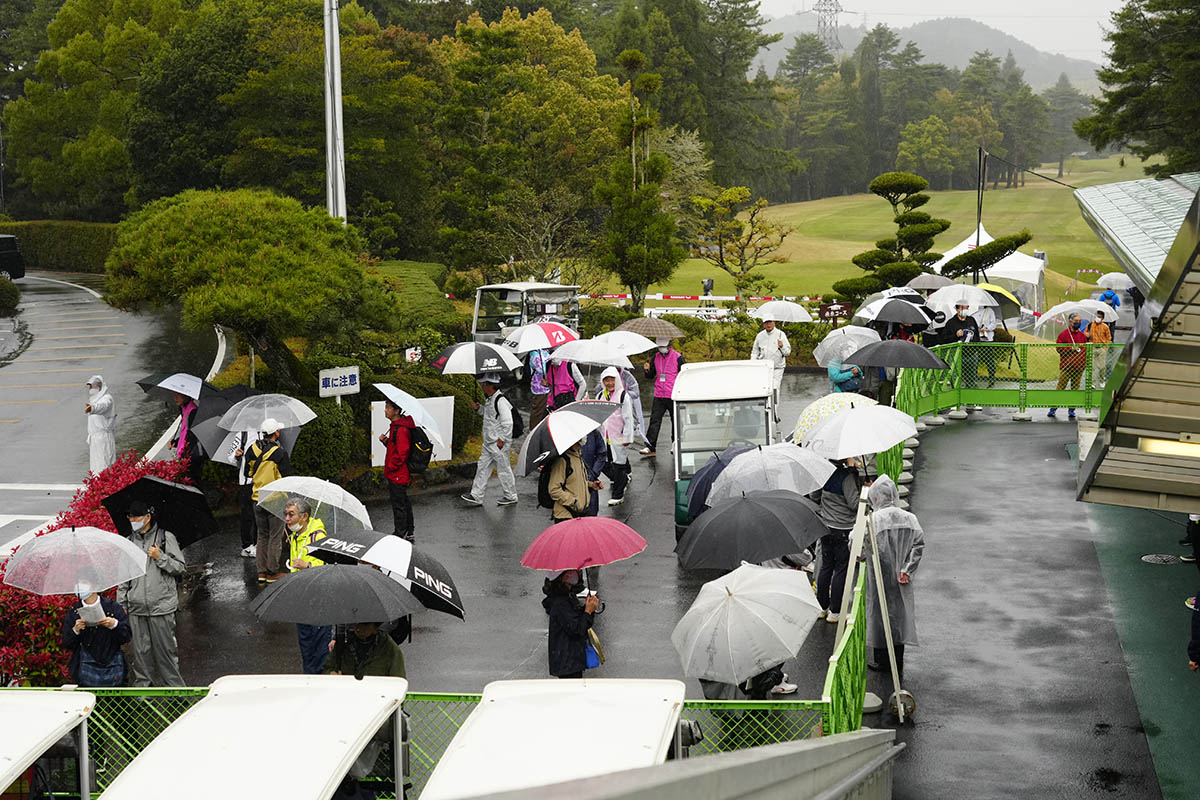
[1097,272,1134,291]
[800,405,917,459]
[925,284,998,317]
[813,326,881,367]
[706,443,835,505]
[792,392,878,440]
[256,477,371,538]
[218,394,317,432]
[3,527,148,595]
[1035,299,1121,329]
[672,562,822,684]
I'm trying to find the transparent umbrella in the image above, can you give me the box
[800,405,917,460]
[813,326,881,367]
[706,443,835,505]
[549,339,633,368]
[792,392,877,440]
[3,527,147,595]
[256,477,371,538]
[218,394,317,432]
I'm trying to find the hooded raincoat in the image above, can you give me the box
[864,476,924,649]
[598,367,634,466]
[86,375,117,473]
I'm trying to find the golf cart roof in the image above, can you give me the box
[672,360,774,402]
[419,679,686,800]
[477,282,580,293]
[0,690,95,790]
[99,675,408,800]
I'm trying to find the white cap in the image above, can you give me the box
[1190,514,1200,522]
[261,418,284,435]
[655,337,670,346]
[478,373,501,385]
[600,366,620,381]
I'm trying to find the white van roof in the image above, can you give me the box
[477,282,580,293]
[0,690,95,789]
[671,360,774,402]
[419,679,686,800]
[99,675,407,800]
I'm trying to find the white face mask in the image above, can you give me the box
[88,387,100,397]
[657,346,669,355]
[130,519,146,532]
[287,522,302,532]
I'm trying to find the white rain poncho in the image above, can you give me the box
[86,374,117,473]
[865,476,925,649]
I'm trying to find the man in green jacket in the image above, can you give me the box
[324,622,406,679]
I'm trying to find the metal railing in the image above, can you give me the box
[822,572,867,735]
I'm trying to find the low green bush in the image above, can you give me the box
[370,261,468,339]
[0,221,118,273]
[443,268,484,300]
[290,398,355,481]
[0,278,18,316]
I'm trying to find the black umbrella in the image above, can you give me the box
[101,476,217,548]
[515,400,619,476]
[308,529,465,619]
[249,564,426,626]
[135,372,219,401]
[675,490,829,571]
[873,299,934,325]
[684,444,754,520]
[844,339,949,370]
[430,342,522,375]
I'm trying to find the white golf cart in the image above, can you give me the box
[419,679,699,800]
[671,360,777,539]
[0,689,95,799]
[98,675,409,800]
[471,282,580,343]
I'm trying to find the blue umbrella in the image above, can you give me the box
[684,445,754,520]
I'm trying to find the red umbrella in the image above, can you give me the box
[521,518,648,571]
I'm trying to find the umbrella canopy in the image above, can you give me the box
[853,298,933,326]
[256,476,371,538]
[800,405,917,459]
[685,445,754,520]
[1097,272,1134,291]
[136,372,216,401]
[863,287,926,306]
[593,330,656,355]
[307,529,464,619]
[218,394,316,432]
[907,273,955,291]
[249,564,425,626]
[431,342,522,375]
[812,326,881,367]
[974,282,1022,318]
[614,316,685,339]
[671,563,823,684]
[549,338,633,368]
[675,491,828,571]
[502,321,579,354]
[515,400,618,475]
[3,527,147,595]
[792,392,877,441]
[372,383,446,449]
[750,300,813,323]
[925,284,998,317]
[1035,299,1121,329]
[843,340,949,370]
[521,517,648,571]
[191,384,259,427]
[101,476,217,547]
[706,443,836,506]
[193,418,301,466]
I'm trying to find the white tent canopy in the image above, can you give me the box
[931,224,1046,312]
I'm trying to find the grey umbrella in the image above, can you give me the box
[844,339,949,370]
[907,273,955,291]
[675,490,829,571]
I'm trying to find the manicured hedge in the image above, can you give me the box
[290,398,356,482]
[0,220,119,273]
[0,278,18,316]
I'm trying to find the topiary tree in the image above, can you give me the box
[104,189,401,392]
[834,171,949,303]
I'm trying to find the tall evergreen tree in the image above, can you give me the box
[1041,73,1091,177]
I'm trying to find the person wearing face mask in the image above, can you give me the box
[84,375,117,474]
[640,337,686,456]
[542,569,601,678]
[1047,313,1088,420]
[117,501,186,686]
[816,456,863,624]
[61,585,132,686]
[751,318,791,420]
[942,303,981,387]
[284,497,331,674]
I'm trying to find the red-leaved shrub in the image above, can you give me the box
[0,451,188,685]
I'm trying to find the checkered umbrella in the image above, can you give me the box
[614,316,685,339]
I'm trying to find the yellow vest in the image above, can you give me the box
[288,516,326,572]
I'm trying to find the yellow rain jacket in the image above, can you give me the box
[288,516,327,572]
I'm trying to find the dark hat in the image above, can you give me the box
[126,500,151,516]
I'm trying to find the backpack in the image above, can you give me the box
[497,392,524,439]
[247,443,282,500]
[537,455,572,509]
[405,426,433,475]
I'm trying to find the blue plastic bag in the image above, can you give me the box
[585,642,600,669]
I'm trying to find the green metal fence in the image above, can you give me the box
[822,572,867,735]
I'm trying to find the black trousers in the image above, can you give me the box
[644,396,674,451]
[816,529,851,613]
[602,455,630,499]
[389,481,414,540]
[873,645,905,682]
[238,484,256,548]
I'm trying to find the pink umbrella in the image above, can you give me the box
[504,322,579,353]
[521,518,648,571]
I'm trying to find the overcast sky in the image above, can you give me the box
[759,0,1127,64]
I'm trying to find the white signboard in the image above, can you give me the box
[319,366,361,397]
[371,397,454,467]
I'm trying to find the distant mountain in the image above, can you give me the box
[760,15,1102,94]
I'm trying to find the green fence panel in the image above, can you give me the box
[822,571,867,735]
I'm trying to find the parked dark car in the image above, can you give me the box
[0,235,25,281]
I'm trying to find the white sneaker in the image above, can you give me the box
[240,544,256,558]
[826,612,841,623]
[639,447,655,456]
[770,681,798,695]
[607,496,625,506]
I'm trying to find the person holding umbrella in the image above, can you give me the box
[864,476,924,682]
[381,400,417,541]
[596,367,634,506]
[640,338,685,456]
[528,347,552,429]
[84,375,117,474]
[168,391,204,483]
[117,501,186,686]
[246,421,293,582]
[61,585,132,687]
[324,622,406,679]
[548,440,589,522]
[461,375,519,507]
[542,569,601,679]
[283,497,332,674]
[750,318,791,421]
[817,457,863,624]
[1047,313,1087,420]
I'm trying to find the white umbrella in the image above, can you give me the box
[372,383,446,449]
[812,326,881,367]
[136,372,208,400]
[593,330,656,355]
[706,443,835,505]
[502,321,579,354]
[1097,273,1134,291]
[3,527,147,595]
[800,405,917,459]
[925,284,998,317]
[671,562,822,684]
[256,477,371,537]
[1035,300,1120,330]
[750,300,813,323]
[549,338,633,368]
[218,394,316,432]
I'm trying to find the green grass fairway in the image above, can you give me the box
[622,155,1155,304]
